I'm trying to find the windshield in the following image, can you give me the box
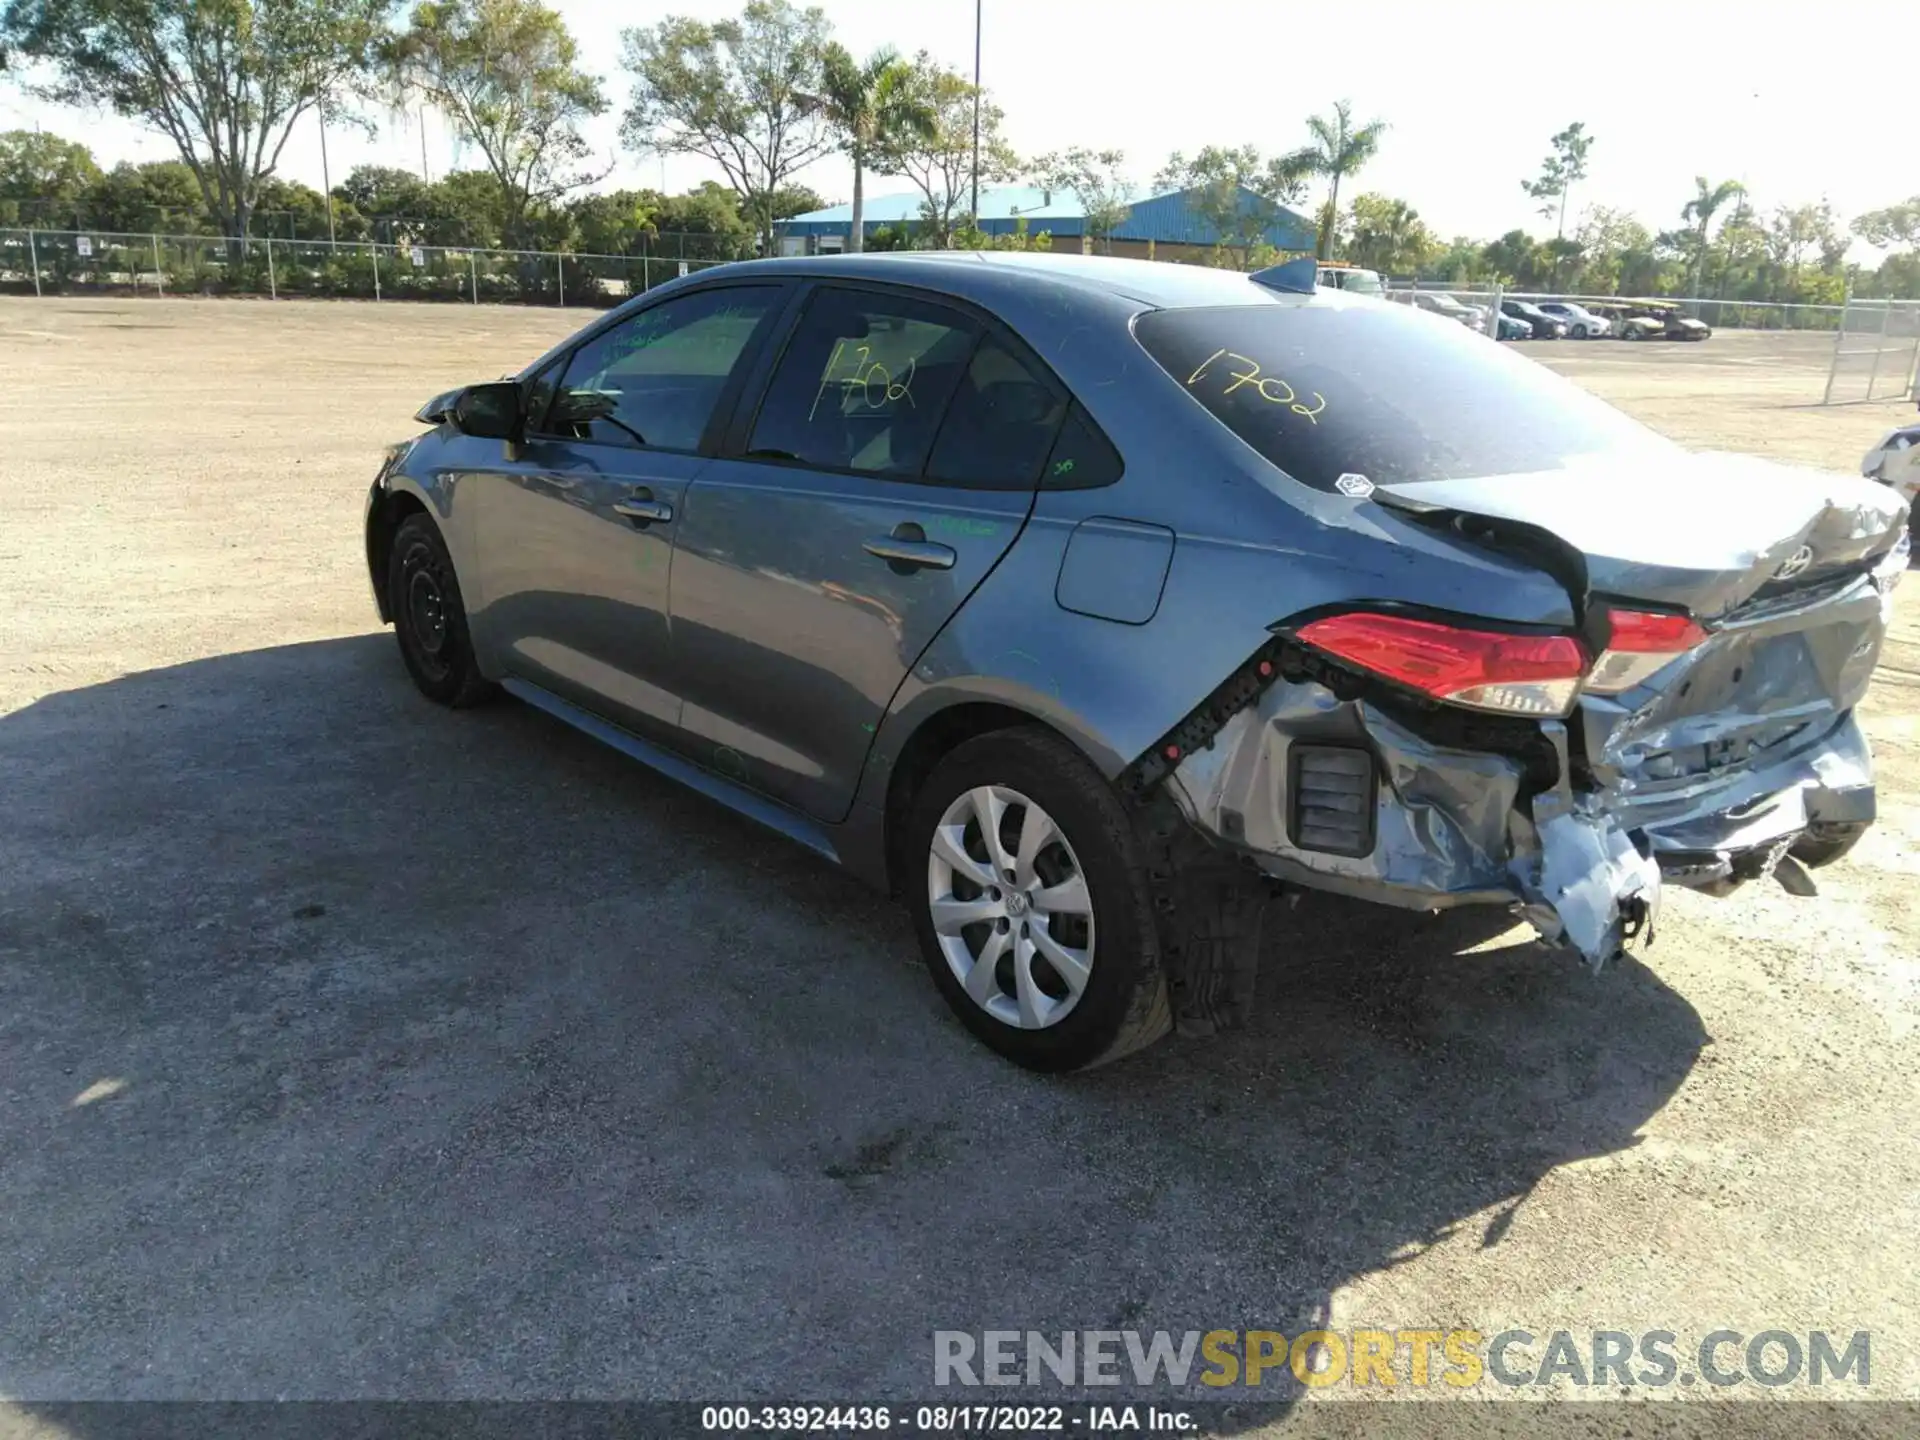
[1133,302,1672,492]
[1333,268,1383,296]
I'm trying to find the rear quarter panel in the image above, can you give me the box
[857,292,1578,798]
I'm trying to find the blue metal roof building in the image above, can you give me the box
[775,184,1316,257]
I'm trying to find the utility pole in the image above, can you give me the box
[419,105,432,184]
[969,0,982,228]
[318,101,337,245]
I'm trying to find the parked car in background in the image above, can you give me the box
[1586,301,1666,341]
[1314,262,1386,296]
[1535,300,1612,338]
[1862,413,1920,543]
[1401,290,1489,333]
[1496,309,1533,340]
[1626,301,1712,341]
[1501,299,1569,339]
[366,252,1904,1071]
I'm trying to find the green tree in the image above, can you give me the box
[1154,144,1316,269]
[252,174,333,238]
[953,214,1050,252]
[1477,229,1548,288]
[565,187,657,254]
[389,0,607,247]
[1,0,393,239]
[762,183,824,221]
[1302,99,1386,260]
[1570,206,1655,295]
[1680,176,1744,297]
[1853,198,1920,300]
[1031,146,1131,254]
[872,54,1014,249]
[81,158,207,231]
[815,42,931,253]
[333,163,427,239]
[1343,192,1436,275]
[0,128,101,225]
[1853,198,1920,251]
[621,0,835,258]
[1521,121,1593,245]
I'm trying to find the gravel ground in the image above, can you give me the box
[0,299,1915,1423]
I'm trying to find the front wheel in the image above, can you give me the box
[387,512,495,708]
[1572,324,1590,339]
[905,728,1171,1071]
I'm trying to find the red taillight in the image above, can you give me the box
[1587,607,1709,694]
[1295,612,1589,717]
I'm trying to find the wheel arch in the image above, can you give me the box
[876,695,1119,899]
[366,486,432,623]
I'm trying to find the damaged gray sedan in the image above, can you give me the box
[366,252,1909,1071]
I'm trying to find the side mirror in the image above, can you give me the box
[452,381,523,440]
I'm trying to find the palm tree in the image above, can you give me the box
[818,44,935,254]
[1304,100,1387,259]
[1682,176,1745,298]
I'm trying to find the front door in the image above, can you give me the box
[469,283,785,740]
[668,283,1069,821]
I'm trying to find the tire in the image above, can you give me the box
[1572,324,1589,339]
[905,727,1171,1072]
[386,512,495,708]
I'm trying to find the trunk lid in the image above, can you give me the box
[1373,450,1904,619]
[1373,452,1904,798]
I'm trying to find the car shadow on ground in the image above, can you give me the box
[0,635,1707,1419]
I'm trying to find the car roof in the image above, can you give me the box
[678,250,1333,314]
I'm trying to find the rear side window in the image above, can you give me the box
[749,287,978,478]
[546,285,775,451]
[924,337,1066,488]
[1132,303,1668,491]
[1042,403,1124,489]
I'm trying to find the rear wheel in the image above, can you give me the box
[905,728,1170,1071]
[387,512,495,708]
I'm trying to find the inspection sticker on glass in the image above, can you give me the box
[1334,473,1374,497]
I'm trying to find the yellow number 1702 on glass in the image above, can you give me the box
[1186,349,1326,423]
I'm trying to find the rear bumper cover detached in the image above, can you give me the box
[1163,679,1874,967]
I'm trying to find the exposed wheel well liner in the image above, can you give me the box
[368,490,430,623]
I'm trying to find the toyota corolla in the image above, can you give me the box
[366,252,1908,1071]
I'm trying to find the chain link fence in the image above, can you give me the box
[1500,291,1849,333]
[1823,298,1920,405]
[0,228,733,306]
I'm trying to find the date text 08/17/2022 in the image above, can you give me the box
[700,1403,1194,1433]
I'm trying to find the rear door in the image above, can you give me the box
[470,283,785,740]
[667,282,1068,821]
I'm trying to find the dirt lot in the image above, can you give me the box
[1,299,1916,1420]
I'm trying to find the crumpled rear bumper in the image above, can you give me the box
[1163,679,1873,967]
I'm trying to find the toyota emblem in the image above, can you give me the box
[1774,545,1814,581]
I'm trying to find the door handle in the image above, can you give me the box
[613,493,673,527]
[863,535,956,572]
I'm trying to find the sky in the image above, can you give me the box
[0,0,1911,253]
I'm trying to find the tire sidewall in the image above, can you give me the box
[387,514,480,705]
[905,731,1160,1072]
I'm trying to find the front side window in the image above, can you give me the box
[1133,302,1673,492]
[748,287,979,477]
[545,286,775,451]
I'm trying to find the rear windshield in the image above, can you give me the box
[1133,302,1667,491]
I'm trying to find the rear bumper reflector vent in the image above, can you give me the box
[1288,744,1378,857]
